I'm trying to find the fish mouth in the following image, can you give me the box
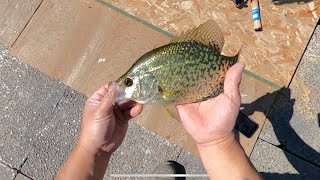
[114,79,145,105]
[112,81,128,105]
[114,77,153,105]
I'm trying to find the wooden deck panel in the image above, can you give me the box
[0,0,42,46]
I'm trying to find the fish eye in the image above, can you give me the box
[124,78,133,87]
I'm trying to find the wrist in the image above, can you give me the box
[196,132,255,179]
[196,133,261,180]
[197,132,239,155]
[65,142,112,179]
[76,141,112,161]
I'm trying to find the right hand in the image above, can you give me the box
[79,83,143,155]
[176,62,245,147]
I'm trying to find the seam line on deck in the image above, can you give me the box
[10,0,45,48]
[287,19,319,88]
[248,89,280,158]
[14,146,35,180]
[96,0,281,89]
[0,159,33,180]
[13,170,34,180]
[176,149,183,161]
[259,138,320,169]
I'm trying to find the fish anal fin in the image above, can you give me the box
[163,106,180,123]
[171,20,225,52]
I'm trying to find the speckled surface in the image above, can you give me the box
[20,89,86,179]
[15,174,32,180]
[20,91,182,179]
[105,121,182,178]
[176,149,207,176]
[251,139,320,179]
[260,26,320,167]
[0,162,15,179]
[0,44,65,168]
[0,43,183,179]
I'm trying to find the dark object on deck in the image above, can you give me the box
[235,112,259,138]
[234,0,247,8]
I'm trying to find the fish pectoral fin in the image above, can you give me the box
[162,106,180,123]
[171,20,225,52]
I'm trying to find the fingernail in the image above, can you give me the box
[239,62,246,69]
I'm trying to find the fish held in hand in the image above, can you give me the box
[116,20,240,105]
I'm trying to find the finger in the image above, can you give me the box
[131,104,144,117]
[223,62,245,102]
[119,100,138,111]
[87,83,109,104]
[99,82,120,113]
[176,104,200,132]
[176,104,198,123]
[113,105,126,122]
[123,104,144,120]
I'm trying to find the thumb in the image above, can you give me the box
[99,82,120,114]
[176,104,198,126]
[223,62,245,102]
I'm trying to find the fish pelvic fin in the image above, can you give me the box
[162,106,181,123]
[171,20,225,53]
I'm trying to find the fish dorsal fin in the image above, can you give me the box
[171,20,225,52]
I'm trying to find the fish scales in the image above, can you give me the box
[119,41,236,105]
[116,20,239,105]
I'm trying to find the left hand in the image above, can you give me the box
[78,82,143,155]
[176,62,245,147]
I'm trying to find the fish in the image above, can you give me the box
[115,20,239,105]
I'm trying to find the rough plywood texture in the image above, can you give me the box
[105,0,318,86]
[12,0,277,156]
[0,0,42,46]
[309,0,320,18]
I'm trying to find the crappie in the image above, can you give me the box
[116,20,239,105]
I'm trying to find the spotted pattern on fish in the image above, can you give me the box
[120,40,238,105]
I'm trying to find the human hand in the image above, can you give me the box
[176,62,245,147]
[78,82,143,155]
